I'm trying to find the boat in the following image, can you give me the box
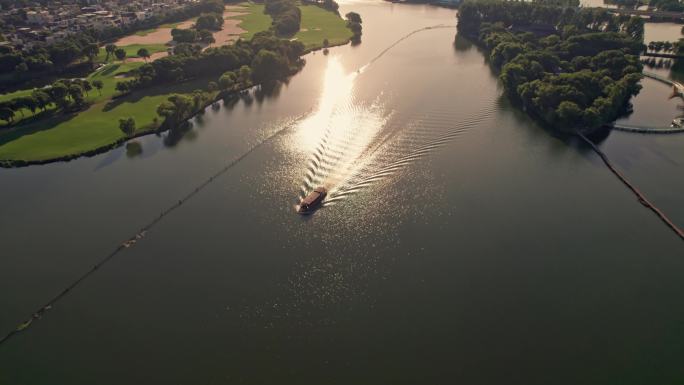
[298,187,327,214]
[671,118,684,128]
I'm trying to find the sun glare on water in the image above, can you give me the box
[295,57,389,202]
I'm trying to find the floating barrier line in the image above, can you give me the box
[575,129,684,241]
[0,23,461,348]
[0,119,299,347]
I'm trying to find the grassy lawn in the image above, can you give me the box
[135,21,183,36]
[97,44,168,62]
[0,61,193,161]
[0,88,34,103]
[295,5,353,50]
[0,77,214,161]
[228,3,272,40]
[0,62,142,128]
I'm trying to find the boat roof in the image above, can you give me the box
[302,187,326,205]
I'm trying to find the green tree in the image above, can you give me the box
[251,49,289,83]
[171,28,198,43]
[48,82,69,109]
[22,95,38,115]
[345,12,362,24]
[556,100,582,128]
[0,106,14,124]
[137,47,151,62]
[219,71,237,90]
[157,94,194,127]
[83,43,99,66]
[114,48,127,61]
[199,29,216,44]
[119,117,136,136]
[81,80,92,96]
[238,65,252,87]
[32,90,51,112]
[105,44,117,62]
[68,84,85,106]
[92,80,104,95]
[115,81,130,95]
[196,13,223,31]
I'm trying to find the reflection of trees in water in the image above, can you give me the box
[163,121,197,147]
[222,93,240,110]
[641,57,684,83]
[125,141,143,158]
[642,57,673,69]
[254,81,284,104]
[453,34,473,51]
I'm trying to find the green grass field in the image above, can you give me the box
[0,88,34,103]
[0,62,142,128]
[0,61,196,161]
[134,21,183,36]
[295,5,353,50]
[97,44,168,62]
[0,77,214,161]
[228,3,272,40]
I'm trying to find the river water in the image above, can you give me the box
[1,1,683,384]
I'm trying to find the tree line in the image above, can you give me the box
[264,0,303,36]
[171,12,224,45]
[111,31,305,131]
[458,0,645,131]
[0,78,103,125]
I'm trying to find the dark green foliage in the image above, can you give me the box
[129,31,303,89]
[219,71,237,90]
[251,49,290,83]
[196,13,224,31]
[459,0,644,131]
[650,0,684,11]
[118,117,136,136]
[114,48,127,61]
[172,28,199,43]
[0,107,14,124]
[92,80,104,95]
[198,29,216,44]
[105,44,117,61]
[345,12,362,24]
[264,0,302,36]
[174,43,203,57]
[137,48,151,62]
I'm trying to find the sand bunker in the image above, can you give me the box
[114,5,253,60]
[126,50,171,63]
[114,19,194,46]
[208,9,249,48]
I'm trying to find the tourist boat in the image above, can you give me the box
[298,187,327,214]
[671,118,684,128]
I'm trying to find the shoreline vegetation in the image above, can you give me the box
[0,0,359,167]
[457,0,645,133]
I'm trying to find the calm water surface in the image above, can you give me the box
[1,1,683,384]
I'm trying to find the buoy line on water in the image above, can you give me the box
[0,117,302,347]
[575,130,684,241]
[0,24,461,347]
